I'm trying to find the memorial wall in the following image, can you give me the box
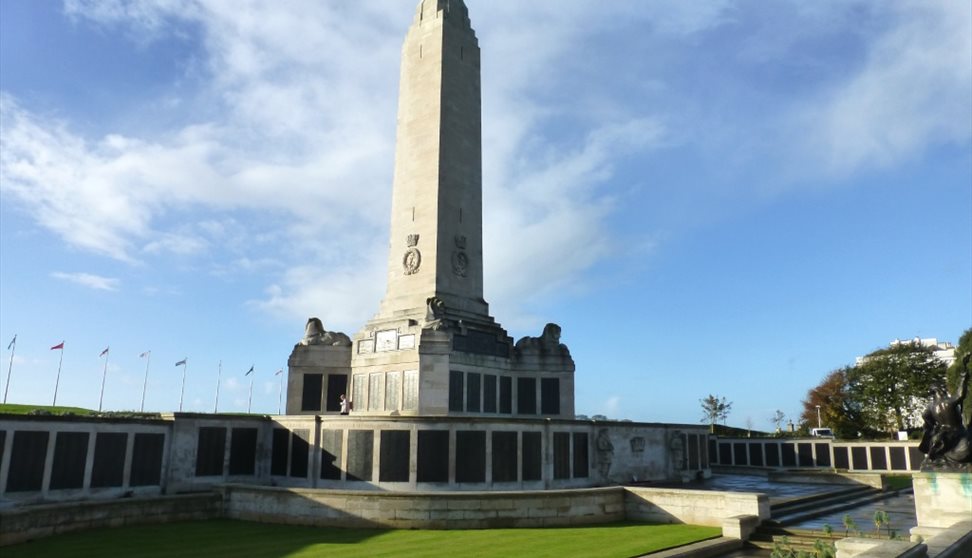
[0,413,708,504]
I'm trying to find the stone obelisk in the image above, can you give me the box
[378,0,488,323]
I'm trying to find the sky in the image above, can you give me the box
[0,0,969,428]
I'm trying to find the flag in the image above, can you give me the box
[100,346,109,357]
[245,365,254,376]
[175,358,187,366]
[274,369,283,376]
[140,351,150,358]
[51,342,64,350]
[7,335,15,350]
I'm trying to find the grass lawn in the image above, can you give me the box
[884,475,913,491]
[0,403,96,415]
[4,519,721,558]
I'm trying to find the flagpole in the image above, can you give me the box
[52,343,64,407]
[98,347,109,412]
[3,335,15,404]
[178,359,188,412]
[247,378,253,414]
[277,370,283,415]
[214,360,222,414]
[140,351,151,412]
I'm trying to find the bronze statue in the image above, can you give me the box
[918,353,971,469]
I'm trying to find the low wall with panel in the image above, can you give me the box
[0,493,221,546]
[222,484,626,529]
[0,415,173,504]
[1,484,763,545]
[1,414,709,505]
[624,486,770,526]
[709,437,922,473]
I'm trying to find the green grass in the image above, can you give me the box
[4,519,720,558]
[884,474,913,491]
[0,403,96,415]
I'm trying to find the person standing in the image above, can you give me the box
[339,394,350,415]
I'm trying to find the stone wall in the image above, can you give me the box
[0,414,709,503]
[222,484,625,529]
[221,484,763,530]
[1,484,765,545]
[710,437,922,472]
[625,486,770,527]
[0,493,221,546]
[0,415,172,504]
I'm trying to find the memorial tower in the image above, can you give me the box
[288,0,575,419]
[380,0,488,322]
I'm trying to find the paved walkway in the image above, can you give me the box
[687,474,846,504]
[669,474,919,558]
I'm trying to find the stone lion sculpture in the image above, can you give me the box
[299,317,352,347]
[424,297,452,331]
[514,323,570,355]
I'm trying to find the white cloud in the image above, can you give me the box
[7,0,963,335]
[1,2,701,331]
[143,232,208,256]
[50,271,120,291]
[250,260,385,334]
[604,395,621,417]
[805,1,971,174]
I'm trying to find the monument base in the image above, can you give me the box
[909,471,972,541]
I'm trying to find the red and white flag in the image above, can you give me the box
[50,342,64,350]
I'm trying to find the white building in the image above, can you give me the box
[855,337,956,367]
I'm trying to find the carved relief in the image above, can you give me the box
[454,235,466,249]
[630,437,646,453]
[375,329,398,352]
[596,429,614,479]
[451,251,468,277]
[669,431,686,471]
[403,234,421,275]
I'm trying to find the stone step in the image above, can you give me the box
[770,485,874,514]
[768,489,908,527]
[748,528,893,551]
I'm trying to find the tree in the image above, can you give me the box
[770,410,786,433]
[700,394,732,432]
[801,367,869,439]
[946,328,972,424]
[849,342,947,434]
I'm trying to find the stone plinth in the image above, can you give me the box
[910,471,972,537]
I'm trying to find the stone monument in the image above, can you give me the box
[279,0,707,491]
[288,0,575,420]
[910,353,972,543]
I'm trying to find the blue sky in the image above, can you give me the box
[1,0,969,427]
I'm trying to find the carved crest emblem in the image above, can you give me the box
[451,251,468,277]
[454,235,467,249]
[403,248,421,275]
